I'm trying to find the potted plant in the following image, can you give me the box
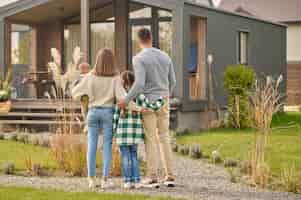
[0,68,12,113]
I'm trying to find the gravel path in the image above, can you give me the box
[0,155,300,200]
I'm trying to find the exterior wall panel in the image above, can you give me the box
[183,4,287,109]
[287,24,301,62]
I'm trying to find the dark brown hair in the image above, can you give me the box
[93,48,118,77]
[138,28,152,44]
[121,71,135,89]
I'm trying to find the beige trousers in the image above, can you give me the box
[142,100,173,179]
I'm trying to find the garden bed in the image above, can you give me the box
[175,112,301,193]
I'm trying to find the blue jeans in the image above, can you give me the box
[119,145,140,183]
[87,107,114,178]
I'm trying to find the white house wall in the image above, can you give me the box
[287,24,301,62]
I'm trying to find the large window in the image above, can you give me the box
[64,23,115,67]
[238,31,249,65]
[159,21,172,56]
[64,25,80,66]
[11,24,32,65]
[129,2,172,63]
[91,23,115,66]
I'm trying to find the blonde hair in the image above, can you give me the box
[93,48,118,77]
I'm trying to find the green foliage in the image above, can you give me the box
[280,165,300,193]
[18,32,31,65]
[224,65,256,128]
[0,67,13,102]
[176,112,301,177]
[0,186,176,200]
[0,140,57,172]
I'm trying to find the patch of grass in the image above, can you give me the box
[177,113,301,177]
[0,140,57,172]
[0,186,176,200]
[271,112,301,127]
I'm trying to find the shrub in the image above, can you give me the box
[250,75,283,188]
[31,137,39,146]
[179,145,189,155]
[110,141,122,177]
[224,65,255,128]
[8,133,18,141]
[227,167,238,183]
[17,134,27,144]
[211,150,222,164]
[2,161,15,175]
[50,134,86,176]
[280,165,299,193]
[24,152,44,176]
[224,158,238,168]
[189,145,202,159]
[239,160,252,175]
[0,134,4,140]
[39,137,50,148]
[171,143,178,152]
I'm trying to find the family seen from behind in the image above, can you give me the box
[71,28,177,189]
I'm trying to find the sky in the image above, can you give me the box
[0,0,18,7]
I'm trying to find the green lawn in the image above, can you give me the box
[176,112,301,176]
[0,186,176,200]
[0,140,57,172]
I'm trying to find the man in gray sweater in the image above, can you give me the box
[118,28,176,188]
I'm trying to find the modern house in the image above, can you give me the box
[0,0,286,131]
[219,0,301,105]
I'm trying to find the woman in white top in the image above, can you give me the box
[72,48,125,189]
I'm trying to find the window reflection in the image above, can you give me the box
[159,21,172,56]
[11,24,32,65]
[91,23,115,66]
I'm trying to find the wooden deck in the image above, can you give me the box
[0,99,83,128]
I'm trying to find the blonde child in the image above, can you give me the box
[74,62,90,132]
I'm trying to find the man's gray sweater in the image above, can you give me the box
[125,47,176,103]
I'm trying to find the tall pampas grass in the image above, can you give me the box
[249,75,284,188]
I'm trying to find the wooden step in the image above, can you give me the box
[0,112,82,118]
[0,120,84,125]
[11,99,81,110]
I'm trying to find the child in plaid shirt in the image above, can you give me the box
[114,71,164,189]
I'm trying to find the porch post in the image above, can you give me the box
[172,5,184,98]
[30,26,38,97]
[0,19,5,78]
[114,0,129,71]
[81,0,90,63]
[4,20,11,74]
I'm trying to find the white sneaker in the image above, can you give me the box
[133,182,142,189]
[163,177,176,187]
[123,182,132,189]
[141,178,160,188]
[88,177,96,188]
[101,179,114,189]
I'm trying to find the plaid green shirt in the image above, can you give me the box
[113,94,164,146]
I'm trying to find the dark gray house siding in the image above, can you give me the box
[182,3,287,111]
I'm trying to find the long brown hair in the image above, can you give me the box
[121,71,135,91]
[93,48,118,77]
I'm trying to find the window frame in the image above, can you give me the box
[237,30,250,65]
